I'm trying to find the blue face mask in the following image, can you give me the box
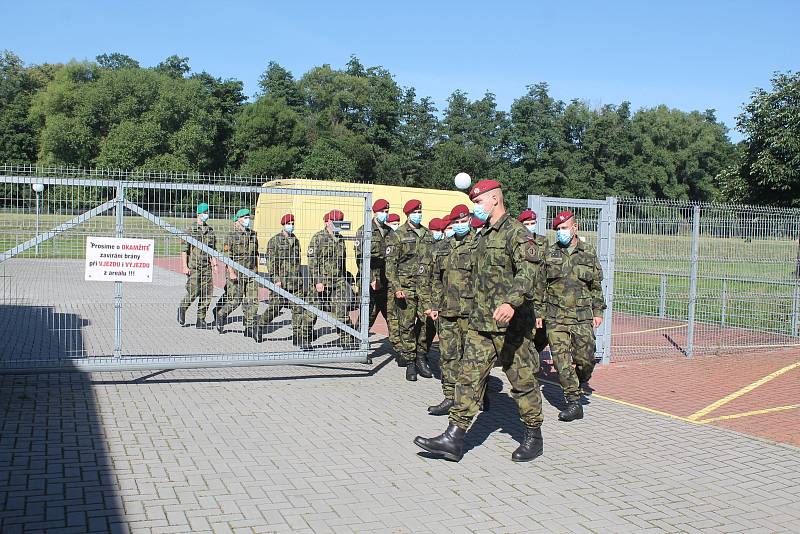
[199,213,209,223]
[524,223,536,233]
[409,212,423,225]
[240,217,251,229]
[472,203,490,222]
[375,211,388,223]
[444,228,455,238]
[284,224,294,234]
[556,228,573,246]
[432,230,443,241]
[453,222,470,236]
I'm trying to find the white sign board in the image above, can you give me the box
[85,237,154,282]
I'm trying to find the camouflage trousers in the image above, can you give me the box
[450,328,543,430]
[386,290,401,350]
[394,289,435,362]
[218,277,259,327]
[547,322,596,401]
[179,268,214,321]
[303,279,355,343]
[438,316,471,400]
[257,285,312,338]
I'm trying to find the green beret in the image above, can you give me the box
[233,208,251,221]
[196,202,209,214]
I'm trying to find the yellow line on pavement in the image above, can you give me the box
[688,360,800,421]
[698,404,800,423]
[612,324,687,336]
[537,377,701,425]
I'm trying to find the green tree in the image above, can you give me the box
[258,61,304,110]
[735,71,800,206]
[96,53,139,70]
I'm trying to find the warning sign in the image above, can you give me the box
[85,237,154,282]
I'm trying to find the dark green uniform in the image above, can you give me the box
[385,222,435,363]
[178,223,216,321]
[257,231,311,338]
[528,232,550,354]
[540,239,606,401]
[355,219,390,328]
[307,228,356,345]
[450,213,544,431]
[218,227,259,327]
[428,230,476,401]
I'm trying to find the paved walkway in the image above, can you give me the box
[2,348,800,533]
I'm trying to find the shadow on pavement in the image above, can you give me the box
[0,305,126,533]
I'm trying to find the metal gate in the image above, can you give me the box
[0,172,373,372]
[528,195,617,364]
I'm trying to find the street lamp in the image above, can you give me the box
[32,184,44,255]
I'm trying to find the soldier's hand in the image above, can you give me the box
[370,280,379,291]
[230,272,238,281]
[315,283,325,293]
[429,310,439,321]
[182,266,191,275]
[274,281,282,288]
[395,289,406,299]
[493,303,515,324]
[593,316,603,329]
[535,318,543,329]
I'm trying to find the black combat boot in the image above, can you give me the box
[177,307,186,326]
[406,362,417,381]
[558,401,584,422]
[196,318,212,330]
[413,424,466,462]
[215,314,225,334]
[415,353,433,378]
[428,398,453,416]
[511,427,543,462]
[396,354,408,367]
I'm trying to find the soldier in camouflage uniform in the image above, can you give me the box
[415,180,545,463]
[384,213,403,355]
[306,209,358,348]
[518,209,550,355]
[216,208,260,341]
[177,202,218,329]
[385,199,435,381]
[256,213,313,346]
[354,199,391,331]
[537,210,606,422]
[424,205,488,416]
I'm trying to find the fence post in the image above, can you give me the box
[114,181,124,358]
[686,205,700,358]
[792,282,800,338]
[359,192,372,357]
[601,196,617,365]
[721,278,728,327]
[659,274,667,319]
[528,194,546,236]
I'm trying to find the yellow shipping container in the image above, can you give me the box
[254,179,471,276]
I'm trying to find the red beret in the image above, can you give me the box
[449,204,471,220]
[280,213,295,225]
[324,209,345,222]
[372,198,389,212]
[553,210,574,228]
[471,217,485,229]
[387,213,400,223]
[468,179,501,200]
[518,209,537,223]
[428,217,445,232]
[442,215,453,227]
[403,199,422,215]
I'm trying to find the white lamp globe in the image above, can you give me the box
[454,172,471,190]
[32,184,45,193]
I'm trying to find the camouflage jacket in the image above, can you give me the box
[354,219,390,287]
[428,231,475,318]
[265,232,301,290]
[182,223,216,270]
[222,228,258,274]
[385,222,434,293]
[469,213,543,333]
[541,239,606,324]
[520,232,549,318]
[308,229,347,284]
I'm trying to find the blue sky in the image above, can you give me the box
[3,0,798,141]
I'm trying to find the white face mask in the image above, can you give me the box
[283,224,294,234]
[240,217,251,229]
[389,223,400,231]
[432,230,443,241]
[199,213,209,223]
[375,211,388,223]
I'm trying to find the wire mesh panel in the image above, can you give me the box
[0,166,373,372]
